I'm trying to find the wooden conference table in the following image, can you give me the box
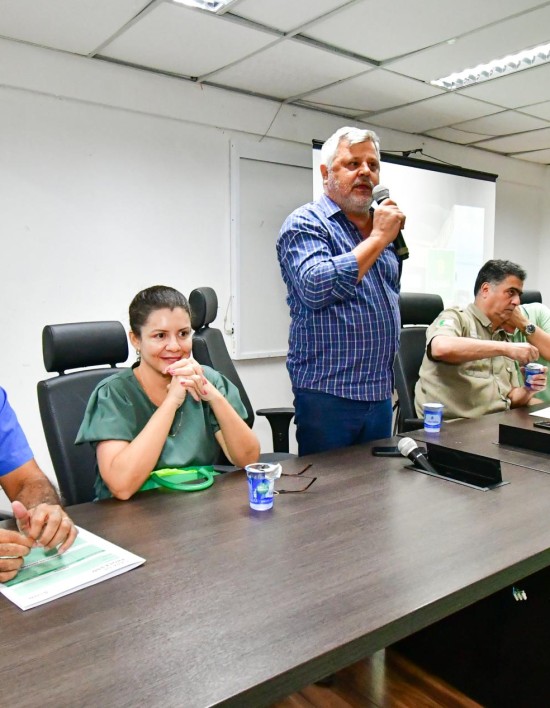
[409,403,550,474]
[3,430,550,707]
[399,404,550,706]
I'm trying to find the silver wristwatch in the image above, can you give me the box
[524,322,536,336]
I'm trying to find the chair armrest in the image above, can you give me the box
[401,417,424,433]
[256,408,295,453]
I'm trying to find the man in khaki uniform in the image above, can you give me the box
[415,260,547,420]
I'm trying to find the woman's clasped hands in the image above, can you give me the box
[165,356,217,404]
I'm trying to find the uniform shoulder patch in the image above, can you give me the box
[438,318,455,327]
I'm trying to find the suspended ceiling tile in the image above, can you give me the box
[292,99,366,118]
[0,0,150,55]
[369,93,502,134]
[453,110,550,137]
[459,63,550,110]
[303,0,545,63]
[389,4,550,83]
[474,126,550,153]
[519,101,550,121]
[424,126,491,145]
[511,148,550,164]
[210,38,369,99]
[300,69,444,114]
[101,2,275,77]
[230,0,349,33]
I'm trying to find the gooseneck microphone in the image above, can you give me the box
[397,437,440,476]
[372,184,409,260]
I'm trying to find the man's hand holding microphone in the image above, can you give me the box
[371,185,409,260]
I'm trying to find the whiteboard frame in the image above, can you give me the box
[229,140,311,359]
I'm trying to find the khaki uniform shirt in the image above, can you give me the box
[414,303,519,420]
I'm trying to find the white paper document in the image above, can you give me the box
[0,526,145,610]
[529,407,550,418]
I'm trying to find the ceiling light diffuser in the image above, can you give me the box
[431,42,550,90]
[172,0,236,13]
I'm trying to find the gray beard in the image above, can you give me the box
[333,192,374,214]
[326,175,374,214]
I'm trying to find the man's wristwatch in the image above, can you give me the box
[524,322,536,336]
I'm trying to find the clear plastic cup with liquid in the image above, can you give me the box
[245,463,282,510]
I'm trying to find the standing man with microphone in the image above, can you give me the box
[277,126,406,455]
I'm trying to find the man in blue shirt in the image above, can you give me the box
[0,386,77,582]
[277,126,404,455]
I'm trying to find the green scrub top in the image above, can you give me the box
[76,366,247,499]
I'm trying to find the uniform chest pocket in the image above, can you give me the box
[463,359,492,379]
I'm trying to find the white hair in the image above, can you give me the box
[320,126,381,169]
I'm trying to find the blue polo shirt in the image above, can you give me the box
[0,387,33,476]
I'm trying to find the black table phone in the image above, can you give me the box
[372,446,402,457]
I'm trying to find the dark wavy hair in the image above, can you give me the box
[129,285,190,336]
[473,260,526,296]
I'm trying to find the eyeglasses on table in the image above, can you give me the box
[275,463,317,494]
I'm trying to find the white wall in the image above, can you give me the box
[536,168,550,289]
[0,38,549,509]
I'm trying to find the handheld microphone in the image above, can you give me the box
[372,184,409,260]
[397,437,440,476]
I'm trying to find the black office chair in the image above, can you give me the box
[37,321,128,505]
[189,287,295,462]
[520,290,542,305]
[394,292,444,434]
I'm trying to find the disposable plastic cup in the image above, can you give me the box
[245,463,281,511]
[524,362,544,389]
[423,402,444,433]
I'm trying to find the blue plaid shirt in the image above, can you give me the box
[277,194,400,401]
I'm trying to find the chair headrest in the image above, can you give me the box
[399,292,444,326]
[189,287,218,331]
[520,290,542,305]
[43,321,128,373]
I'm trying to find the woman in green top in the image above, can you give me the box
[77,285,260,500]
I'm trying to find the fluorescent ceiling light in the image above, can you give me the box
[431,42,550,90]
[172,0,235,12]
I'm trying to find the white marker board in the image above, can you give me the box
[230,141,312,359]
